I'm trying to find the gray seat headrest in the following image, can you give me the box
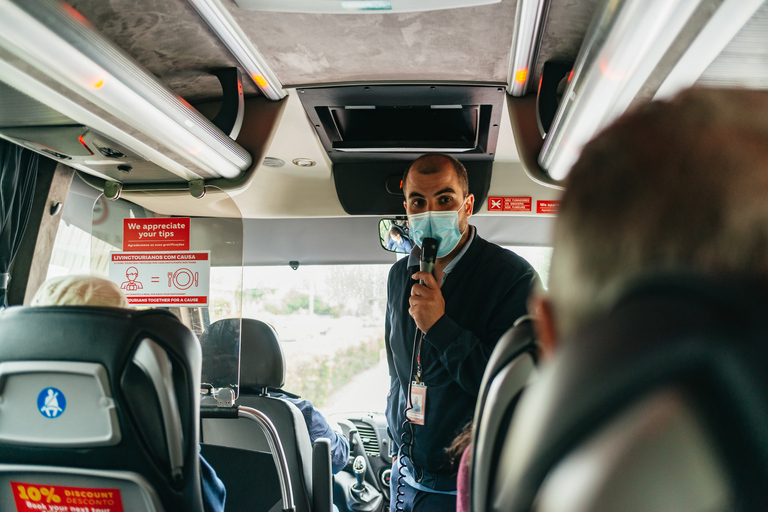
[200,318,286,390]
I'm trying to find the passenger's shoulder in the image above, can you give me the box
[282,394,316,414]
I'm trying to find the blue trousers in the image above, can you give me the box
[389,457,457,512]
[390,483,457,512]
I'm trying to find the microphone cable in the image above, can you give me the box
[395,327,422,512]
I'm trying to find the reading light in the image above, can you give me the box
[0,0,251,180]
[187,0,286,101]
[507,0,550,97]
[539,0,703,181]
[78,134,93,155]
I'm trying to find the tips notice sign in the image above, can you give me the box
[123,218,190,251]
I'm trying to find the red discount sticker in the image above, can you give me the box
[11,481,124,512]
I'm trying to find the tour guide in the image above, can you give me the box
[385,153,539,511]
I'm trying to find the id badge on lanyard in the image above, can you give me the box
[407,324,427,425]
[406,381,427,425]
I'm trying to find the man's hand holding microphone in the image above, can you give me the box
[409,238,444,334]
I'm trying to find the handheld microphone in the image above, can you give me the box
[419,237,439,284]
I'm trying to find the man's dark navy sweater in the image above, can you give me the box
[385,231,538,488]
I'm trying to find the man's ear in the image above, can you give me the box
[465,193,475,217]
[403,200,407,212]
[531,294,558,360]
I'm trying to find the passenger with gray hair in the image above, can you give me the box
[534,88,768,351]
[32,275,130,307]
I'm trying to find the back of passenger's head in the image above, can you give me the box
[403,153,469,197]
[548,88,768,337]
[32,275,129,308]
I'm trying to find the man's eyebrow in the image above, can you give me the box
[406,187,458,199]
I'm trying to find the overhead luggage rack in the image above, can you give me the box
[0,0,271,198]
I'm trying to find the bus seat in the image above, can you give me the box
[470,315,538,512]
[486,275,768,512]
[0,305,204,512]
[200,318,329,512]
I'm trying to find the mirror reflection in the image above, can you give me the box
[379,218,414,254]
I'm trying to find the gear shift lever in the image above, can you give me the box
[348,453,382,511]
[353,455,366,490]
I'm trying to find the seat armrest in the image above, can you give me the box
[312,438,332,512]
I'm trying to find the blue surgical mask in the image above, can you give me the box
[408,198,468,258]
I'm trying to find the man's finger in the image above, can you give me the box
[412,271,438,288]
[409,294,426,306]
[411,283,431,297]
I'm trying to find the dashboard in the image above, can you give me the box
[331,412,391,512]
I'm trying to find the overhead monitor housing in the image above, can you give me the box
[298,84,503,214]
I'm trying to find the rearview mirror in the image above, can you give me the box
[379,218,414,254]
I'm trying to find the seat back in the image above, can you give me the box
[533,387,732,512]
[200,318,326,512]
[471,316,538,512]
[0,306,204,512]
[489,275,768,512]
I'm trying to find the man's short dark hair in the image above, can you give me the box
[548,88,768,336]
[402,153,469,197]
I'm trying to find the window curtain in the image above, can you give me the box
[0,140,39,307]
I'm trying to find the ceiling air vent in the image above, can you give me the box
[262,157,285,167]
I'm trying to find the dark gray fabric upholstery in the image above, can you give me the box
[492,275,768,511]
[200,317,327,512]
[201,318,285,390]
[0,305,204,512]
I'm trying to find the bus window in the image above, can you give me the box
[504,246,552,289]
[243,263,390,416]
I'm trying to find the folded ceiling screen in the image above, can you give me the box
[321,106,479,152]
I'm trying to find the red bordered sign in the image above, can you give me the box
[11,481,124,512]
[123,218,190,251]
[536,200,560,214]
[108,251,210,307]
[488,197,532,212]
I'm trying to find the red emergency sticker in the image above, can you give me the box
[11,481,124,512]
[536,200,560,214]
[487,197,532,212]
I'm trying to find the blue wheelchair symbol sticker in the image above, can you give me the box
[38,388,66,418]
